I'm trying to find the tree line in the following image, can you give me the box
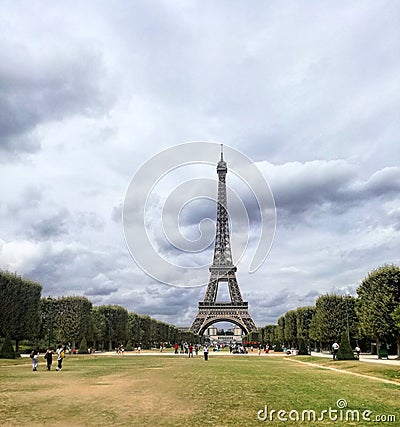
[0,270,199,355]
[247,264,400,356]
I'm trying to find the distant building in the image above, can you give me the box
[204,326,243,345]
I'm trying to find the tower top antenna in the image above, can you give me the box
[220,144,224,161]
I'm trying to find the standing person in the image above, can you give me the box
[44,349,53,371]
[194,344,198,356]
[56,344,65,371]
[174,343,179,354]
[332,342,340,360]
[188,344,193,358]
[30,350,39,371]
[203,345,209,361]
[355,345,361,360]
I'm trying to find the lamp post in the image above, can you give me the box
[47,296,53,348]
[345,294,350,343]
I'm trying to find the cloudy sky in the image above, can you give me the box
[1,1,399,327]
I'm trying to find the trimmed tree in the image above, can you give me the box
[0,335,18,359]
[97,305,128,350]
[53,296,93,350]
[337,331,354,360]
[357,264,400,357]
[79,337,88,354]
[296,306,315,352]
[298,338,308,355]
[284,310,298,349]
[0,270,42,351]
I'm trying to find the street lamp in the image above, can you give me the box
[47,296,53,348]
[345,294,350,343]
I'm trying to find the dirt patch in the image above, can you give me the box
[37,371,192,414]
[1,362,194,427]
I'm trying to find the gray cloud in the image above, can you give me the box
[258,161,400,222]
[0,31,117,155]
[0,1,399,328]
[28,209,70,240]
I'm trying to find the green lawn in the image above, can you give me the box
[0,354,399,426]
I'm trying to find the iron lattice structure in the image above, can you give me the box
[190,146,257,336]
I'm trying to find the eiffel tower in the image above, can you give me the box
[190,145,257,335]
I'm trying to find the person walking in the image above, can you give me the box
[188,344,193,358]
[332,342,340,360]
[44,348,53,371]
[30,350,39,371]
[203,345,209,361]
[56,344,65,371]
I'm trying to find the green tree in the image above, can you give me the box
[296,306,315,353]
[357,264,400,356]
[89,307,107,350]
[139,315,151,348]
[98,305,128,350]
[0,335,18,359]
[309,294,355,350]
[53,296,92,349]
[40,297,55,348]
[284,310,297,348]
[393,305,400,330]
[128,312,141,346]
[79,337,88,354]
[277,316,285,346]
[337,331,354,360]
[263,325,278,346]
[246,330,260,343]
[0,270,42,351]
[149,318,158,347]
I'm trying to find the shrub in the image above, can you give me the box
[79,337,88,354]
[337,331,354,360]
[298,339,308,355]
[0,336,19,359]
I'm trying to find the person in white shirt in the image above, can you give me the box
[203,345,209,361]
[332,342,340,360]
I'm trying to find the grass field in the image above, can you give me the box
[0,354,399,426]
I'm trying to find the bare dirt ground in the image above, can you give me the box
[0,359,195,427]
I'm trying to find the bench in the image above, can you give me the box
[378,349,389,359]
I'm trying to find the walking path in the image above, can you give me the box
[19,350,400,365]
[310,351,400,366]
[288,357,400,386]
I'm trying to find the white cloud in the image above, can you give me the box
[0,1,399,328]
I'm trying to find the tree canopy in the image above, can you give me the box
[357,264,400,354]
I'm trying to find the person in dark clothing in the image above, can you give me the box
[44,349,53,371]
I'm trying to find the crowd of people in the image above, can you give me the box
[28,339,365,372]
